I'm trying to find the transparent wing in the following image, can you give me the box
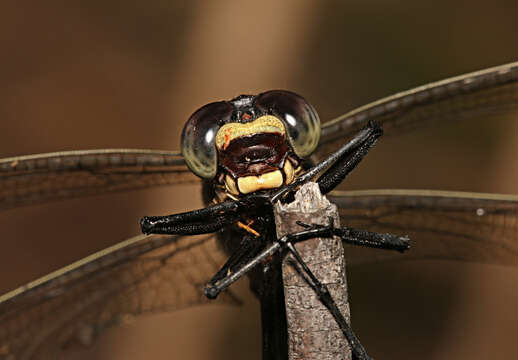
[0,233,236,360]
[0,149,199,211]
[329,189,518,266]
[316,61,518,158]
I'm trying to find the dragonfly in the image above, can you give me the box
[1,61,518,360]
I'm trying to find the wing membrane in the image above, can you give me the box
[0,149,199,210]
[0,232,235,360]
[329,189,518,266]
[316,61,518,157]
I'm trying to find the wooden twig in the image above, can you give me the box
[274,182,351,360]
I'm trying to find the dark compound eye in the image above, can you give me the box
[255,90,320,158]
[181,101,233,178]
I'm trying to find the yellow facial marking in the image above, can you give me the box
[216,115,285,150]
[283,160,295,184]
[224,174,239,195]
[237,170,283,194]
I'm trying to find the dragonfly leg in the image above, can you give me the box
[318,121,383,195]
[204,241,281,299]
[269,121,381,203]
[141,192,272,235]
[207,233,265,285]
[337,226,410,252]
[296,219,410,252]
[140,200,241,235]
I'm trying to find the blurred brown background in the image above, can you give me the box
[1,0,518,359]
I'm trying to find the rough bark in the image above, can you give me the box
[274,182,351,360]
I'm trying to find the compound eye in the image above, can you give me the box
[181,101,233,178]
[255,90,320,158]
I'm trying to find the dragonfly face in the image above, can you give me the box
[181,90,320,200]
[1,61,518,359]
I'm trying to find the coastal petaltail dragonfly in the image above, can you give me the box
[1,61,518,359]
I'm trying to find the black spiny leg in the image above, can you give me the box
[270,121,382,203]
[318,121,383,195]
[207,233,265,286]
[296,219,410,252]
[141,206,233,235]
[203,241,283,299]
[141,190,273,236]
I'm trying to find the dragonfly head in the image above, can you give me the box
[181,90,320,199]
